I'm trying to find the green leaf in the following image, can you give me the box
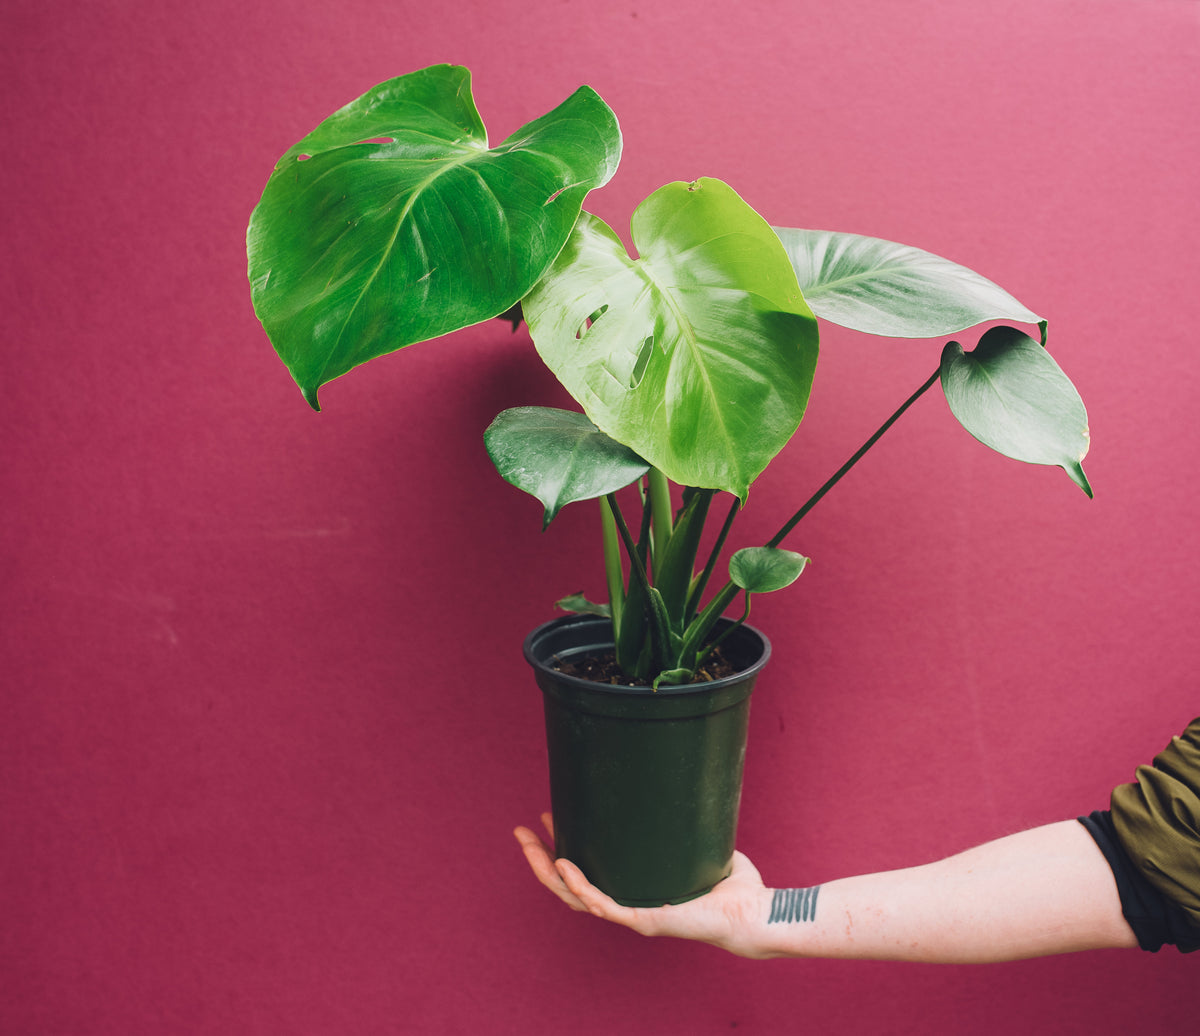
[940,326,1092,496]
[524,179,819,501]
[484,407,649,528]
[555,593,611,617]
[728,547,809,593]
[247,64,621,409]
[773,228,1042,338]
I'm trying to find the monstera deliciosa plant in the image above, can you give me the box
[248,64,1091,688]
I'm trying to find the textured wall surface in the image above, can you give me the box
[4,1,1197,1032]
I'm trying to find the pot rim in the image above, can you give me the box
[522,612,771,698]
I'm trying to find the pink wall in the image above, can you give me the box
[4,0,1197,1031]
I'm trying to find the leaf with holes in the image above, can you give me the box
[247,64,621,409]
[524,179,819,500]
[484,407,649,528]
[773,228,1043,339]
[940,326,1092,496]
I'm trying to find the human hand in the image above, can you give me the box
[514,812,774,958]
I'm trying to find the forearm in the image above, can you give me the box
[753,820,1138,962]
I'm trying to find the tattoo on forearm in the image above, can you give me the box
[768,886,821,924]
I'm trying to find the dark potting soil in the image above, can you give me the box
[553,646,737,687]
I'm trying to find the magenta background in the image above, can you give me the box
[4,1,1197,1032]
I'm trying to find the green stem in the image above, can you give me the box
[655,488,714,628]
[687,494,740,623]
[695,592,751,667]
[607,491,670,673]
[636,478,654,559]
[767,367,941,548]
[681,580,741,661]
[647,467,674,567]
[599,497,624,634]
[615,484,655,676]
[606,493,650,594]
[691,368,942,645]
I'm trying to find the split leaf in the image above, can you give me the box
[526,179,819,501]
[247,64,621,408]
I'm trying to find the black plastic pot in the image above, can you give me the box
[524,614,771,906]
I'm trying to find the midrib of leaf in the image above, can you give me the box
[801,256,938,300]
[636,257,742,490]
[315,145,488,387]
[957,359,1022,443]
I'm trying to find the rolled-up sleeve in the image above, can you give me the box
[1111,717,1200,930]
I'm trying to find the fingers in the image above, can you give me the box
[513,825,588,912]
[515,821,650,929]
[556,858,659,935]
[517,820,765,952]
[526,811,617,919]
[517,816,698,938]
[554,857,606,914]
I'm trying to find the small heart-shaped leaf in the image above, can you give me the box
[940,326,1092,496]
[729,547,810,593]
[484,407,649,528]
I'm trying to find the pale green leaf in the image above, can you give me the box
[773,227,1042,338]
[940,326,1092,496]
[525,179,819,501]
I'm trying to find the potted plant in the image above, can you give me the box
[247,64,1091,906]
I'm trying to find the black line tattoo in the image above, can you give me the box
[768,886,821,924]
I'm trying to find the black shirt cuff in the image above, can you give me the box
[1079,810,1200,953]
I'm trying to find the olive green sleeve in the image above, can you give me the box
[1111,717,1200,929]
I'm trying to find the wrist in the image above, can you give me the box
[744,888,820,960]
[751,884,824,959]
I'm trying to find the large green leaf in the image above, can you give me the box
[247,65,621,409]
[484,407,649,528]
[773,228,1042,338]
[524,179,819,500]
[940,326,1092,496]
